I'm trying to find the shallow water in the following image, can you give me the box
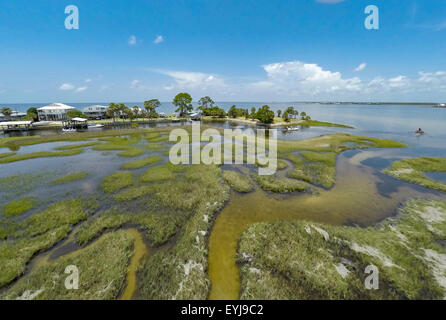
[208,153,446,300]
[120,228,149,300]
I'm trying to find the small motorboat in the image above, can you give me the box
[88,123,104,129]
[62,127,76,132]
[285,126,299,131]
[415,128,425,135]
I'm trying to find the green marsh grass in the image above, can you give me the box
[0,149,83,164]
[238,200,446,299]
[121,155,162,170]
[0,152,16,159]
[254,175,307,193]
[384,157,446,192]
[100,171,133,193]
[222,170,253,193]
[54,141,100,150]
[1,230,133,300]
[0,198,97,288]
[2,196,36,217]
[52,171,89,184]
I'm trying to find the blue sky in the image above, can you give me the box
[1,0,446,103]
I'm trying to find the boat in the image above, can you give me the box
[171,118,181,123]
[62,127,76,132]
[435,103,446,108]
[285,126,299,131]
[189,112,202,121]
[88,123,104,129]
[415,128,425,135]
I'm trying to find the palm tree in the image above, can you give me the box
[1,107,12,120]
[277,110,282,118]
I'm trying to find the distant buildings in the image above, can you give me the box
[82,105,108,119]
[0,111,26,122]
[37,103,75,121]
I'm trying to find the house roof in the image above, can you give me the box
[0,121,33,126]
[37,103,75,111]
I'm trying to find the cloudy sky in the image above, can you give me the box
[1,0,446,103]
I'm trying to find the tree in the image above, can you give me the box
[67,109,87,119]
[285,106,296,119]
[144,99,161,118]
[255,105,275,124]
[25,107,38,121]
[173,93,193,117]
[228,105,237,118]
[122,106,133,122]
[132,106,140,119]
[277,109,282,118]
[198,96,214,111]
[282,111,290,122]
[106,103,119,122]
[250,107,256,120]
[1,107,12,120]
[300,111,307,120]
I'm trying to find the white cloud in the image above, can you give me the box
[251,61,362,96]
[85,78,92,83]
[155,70,225,90]
[75,86,87,92]
[154,35,164,44]
[59,83,75,91]
[144,61,446,101]
[354,63,367,72]
[128,35,137,46]
[130,80,142,89]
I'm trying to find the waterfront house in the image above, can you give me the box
[82,105,108,119]
[37,103,75,121]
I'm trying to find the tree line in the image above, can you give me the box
[1,93,311,124]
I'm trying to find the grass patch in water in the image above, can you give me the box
[222,171,253,193]
[277,159,288,170]
[120,155,162,170]
[2,196,36,217]
[52,171,89,184]
[93,144,144,157]
[383,157,446,193]
[1,230,133,300]
[76,209,182,246]
[140,165,177,183]
[138,164,230,299]
[54,141,100,150]
[238,200,446,299]
[277,134,404,189]
[0,152,16,158]
[100,171,133,193]
[144,143,164,151]
[145,132,168,143]
[114,185,156,202]
[0,149,83,164]
[298,120,354,128]
[0,198,97,288]
[277,133,406,154]
[253,175,307,193]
